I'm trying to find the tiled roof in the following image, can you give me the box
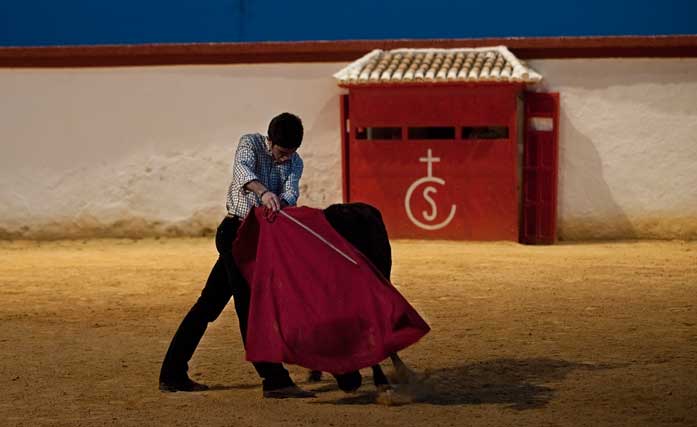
[334,46,542,85]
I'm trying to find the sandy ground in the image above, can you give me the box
[1,238,696,427]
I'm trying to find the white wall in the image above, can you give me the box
[0,64,346,238]
[1,59,696,239]
[528,58,697,239]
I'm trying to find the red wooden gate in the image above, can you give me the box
[341,85,521,241]
[521,92,560,244]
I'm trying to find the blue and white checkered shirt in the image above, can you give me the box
[226,133,304,218]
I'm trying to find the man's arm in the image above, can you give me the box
[279,156,304,207]
[232,137,260,192]
[232,136,282,211]
[244,179,282,211]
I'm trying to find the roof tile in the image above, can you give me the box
[334,46,542,85]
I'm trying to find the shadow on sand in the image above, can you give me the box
[205,383,261,391]
[311,358,620,409]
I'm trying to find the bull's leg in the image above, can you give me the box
[322,203,401,393]
[371,364,391,391]
[390,353,419,384]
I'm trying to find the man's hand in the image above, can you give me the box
[261,191,282,212]
[245,180,284,212]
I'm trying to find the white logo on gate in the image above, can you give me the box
[404,149,457,230]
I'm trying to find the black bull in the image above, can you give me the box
[321,202,393,391]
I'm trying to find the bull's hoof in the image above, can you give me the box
[307,370,322,383]
[333,371,362,393]
[376,383,393,392]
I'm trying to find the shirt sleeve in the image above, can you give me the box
[280,155,304,206]
[231,136,260,193]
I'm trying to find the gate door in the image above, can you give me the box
[521,92,559,244]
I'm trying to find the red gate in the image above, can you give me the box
[341,84,522,240]
[521,92,560,244]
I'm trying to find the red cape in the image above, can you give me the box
[232,206,430,374]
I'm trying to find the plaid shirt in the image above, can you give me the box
[226,133,304,218]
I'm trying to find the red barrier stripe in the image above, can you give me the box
[1,35,696,68]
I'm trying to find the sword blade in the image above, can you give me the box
[278,210,358,265]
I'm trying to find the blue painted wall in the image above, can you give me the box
[1,0,695,47]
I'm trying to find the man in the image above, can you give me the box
[159,112,314,398]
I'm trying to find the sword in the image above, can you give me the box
[278,210,358,265]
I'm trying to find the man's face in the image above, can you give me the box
[270,143,296,164]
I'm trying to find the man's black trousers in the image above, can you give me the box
[159,216,293,390]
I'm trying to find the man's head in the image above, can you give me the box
[268,112,303,163]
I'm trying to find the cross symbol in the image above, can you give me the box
[419,149,440,178]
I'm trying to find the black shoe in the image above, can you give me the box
[159,377,209,392]
[307,370,323,383]
[263,385,316,399]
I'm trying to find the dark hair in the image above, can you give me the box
[267,112,304,149]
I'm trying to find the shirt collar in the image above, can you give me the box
[264,135,273,157]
